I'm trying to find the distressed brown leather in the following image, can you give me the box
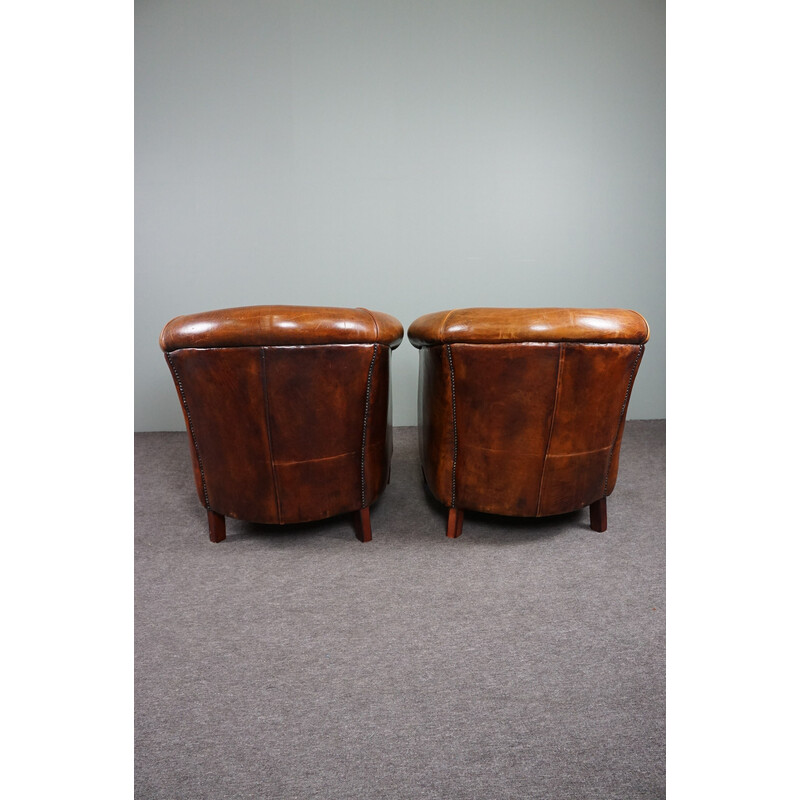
[161,305,403,540]
[161,304,404,350]
[409,308,648,533]
[408,307,649,346]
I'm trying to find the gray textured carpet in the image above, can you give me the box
[135,422,665,799]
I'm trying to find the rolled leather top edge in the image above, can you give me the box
[160,305,405,351]
[408,308,650,347]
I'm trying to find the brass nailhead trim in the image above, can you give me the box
[604,343,645,496]
[260,347,282,523]
[536,342,565,517]
[166,353,210,509]
[447,344,458,508]
[361,344,379,508]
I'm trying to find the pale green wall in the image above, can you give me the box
[135,0,664,430]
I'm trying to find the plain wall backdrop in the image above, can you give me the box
[135,0,665,430]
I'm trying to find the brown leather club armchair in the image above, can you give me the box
[408,308,649,538]
[160,305,404,543]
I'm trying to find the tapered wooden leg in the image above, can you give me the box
[590,497,607,532]
[446,507,464,539]
[207,509,226,543]
[353,507,372,542]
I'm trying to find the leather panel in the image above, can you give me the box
[164,353,206,506]
[456,445,547,516]
[539,343,643,511]
[263,344,376,522]
[537,449,610,517]
[605,347,644,494]
[274,453,361,523]
[363,347,392,507]
[167,347,279,522]
[546,344,643,455]
[265,345,373,463]
[450,343,560,515]
[417,346,455,507]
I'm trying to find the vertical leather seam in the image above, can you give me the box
[439,309,456,341]
[537,343,565,516]
[361,343,378,508]
[446,344,458,508]
[603,343,644,496]
[165,352,210,509]
[261,347,283,523]
[358,307,380,341]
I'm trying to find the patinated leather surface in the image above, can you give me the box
[162,306,401,525]
[161,305,404,351]
[409,307,649,346]
[412,308,647,519]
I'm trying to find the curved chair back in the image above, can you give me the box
[160,305,404,542]
[408,308,649,537]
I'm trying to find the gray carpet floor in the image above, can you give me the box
[135,422,665,799]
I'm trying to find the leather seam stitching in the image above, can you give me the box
[166,353,210,509]
[541,446,612,458]
[273,448,375,466]
[361,343,378,508]
[439,309,456,342]
[359,307,380,341]
[447,344,458,508]
[537,342,565,516]
[603,343,645,496]
[460,443,611,458]
[261,348,283,523]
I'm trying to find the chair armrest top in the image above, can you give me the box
[160,305,404,351]
[408,308,649,347]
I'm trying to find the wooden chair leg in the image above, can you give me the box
[353,507,372,542]
[446,507,464,539]
[207,509,226,543]
[590,497,607,532]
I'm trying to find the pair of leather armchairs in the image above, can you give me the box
[160,305,649,542]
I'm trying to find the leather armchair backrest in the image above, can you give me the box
[409,308,648,518]
[161,305,403,525]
